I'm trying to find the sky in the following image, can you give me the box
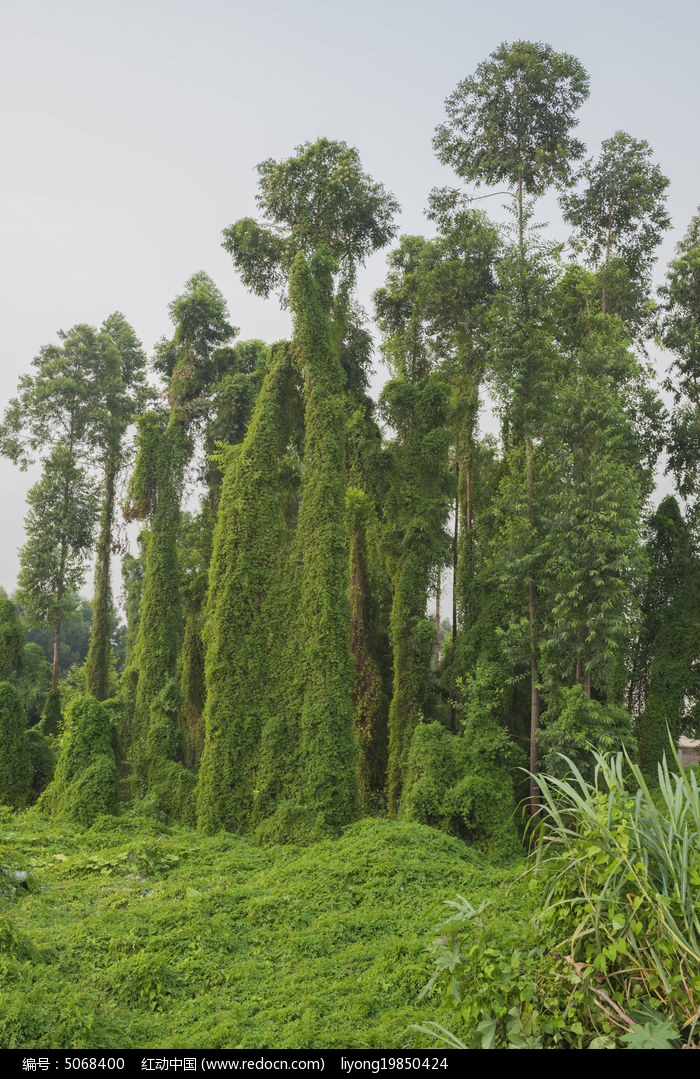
[1,0,698,593]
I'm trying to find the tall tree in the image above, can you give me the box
[125,273,236,815]
[16,447,99,689]
[85,314,150,700]
[434,42,589,805]
[434,40,589,255]
[208,138,398,833]
[374,235,453,813]
[560,131,670,317]
[661,209,700,517]
[0,324,109,688]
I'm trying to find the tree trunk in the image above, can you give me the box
[86,454,117,699]
[450,461,459,732]
[525,437,540,814]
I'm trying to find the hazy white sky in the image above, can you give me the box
[1,0,698,591]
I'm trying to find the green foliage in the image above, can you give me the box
[25,726,56,801]
[0,589,24,683]
[0,812,503,1049]
[22,595,93,681]
[197,345,303,834]
[39,688,62,736]
[39,695,118,826]
[290,249,360,830]
[17,445,99,688]
[223,139,399,296]
[400,722,522,862]
[434,41,589,199]
[0,682,33,809]
[376,237,454,813]
[346,487,388,804]
[561,131,671,306]
[661,208,700,508]
[538,685,635,781]
[534,751,700,1042]
[630,496,700,773]
[422,752,700,1048]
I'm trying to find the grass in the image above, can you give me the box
[0,809,517,1049]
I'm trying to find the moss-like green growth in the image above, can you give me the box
[38,687,62,736]
[0,682,33,808]
[289,250,359,830]
[0,590,24,683]
[400,721,522,862]
[39,695,118,826]
[197,346,302,833]
[25,726,56,801]
[0,811,511,1049]
[346,487,388,803]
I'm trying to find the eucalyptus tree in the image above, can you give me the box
[374,235,453,814]
[423,190,499,640]
[125,272,236,813]
[434,40,589,256]
[0,324,112,689]
[560,131,670,318]
[85,314,150,700]
[661,209,700,516]
[434,42,589,801]
[202,138,398,833]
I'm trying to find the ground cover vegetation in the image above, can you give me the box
[1,39,699,1048]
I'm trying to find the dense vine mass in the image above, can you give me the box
[1,40,700,1050]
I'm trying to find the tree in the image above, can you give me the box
[125,272,236,817]
[206,138,398,833]
[85,314,150,700]
[661,209,700,515]
[1,324,110,689]
[374,235,453,813]
[17,446,98,689]
[434,40,589,253]
[560,131,670,315]
[434,43,589,807]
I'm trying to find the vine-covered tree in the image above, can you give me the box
[661,209,700,517]
[125,272,236,817]
[375,235,453,813]
[85,314,150,700]
[202,138,398,834]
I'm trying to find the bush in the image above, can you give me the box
[25,726,56,801]
[399,721,522,862]
[39,695,119,825]
[0,682,32,808]
[538,684,635,781]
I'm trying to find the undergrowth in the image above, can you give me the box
[0,810,512,1049]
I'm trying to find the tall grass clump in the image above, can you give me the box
[534,750,700,1043]
[420,750,700,1048]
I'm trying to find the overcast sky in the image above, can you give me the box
[1,0,698,593]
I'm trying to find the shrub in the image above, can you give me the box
[0,681,32,808]
[399,721,522,861]
[39,695,119,825]
[538,684,635,781]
